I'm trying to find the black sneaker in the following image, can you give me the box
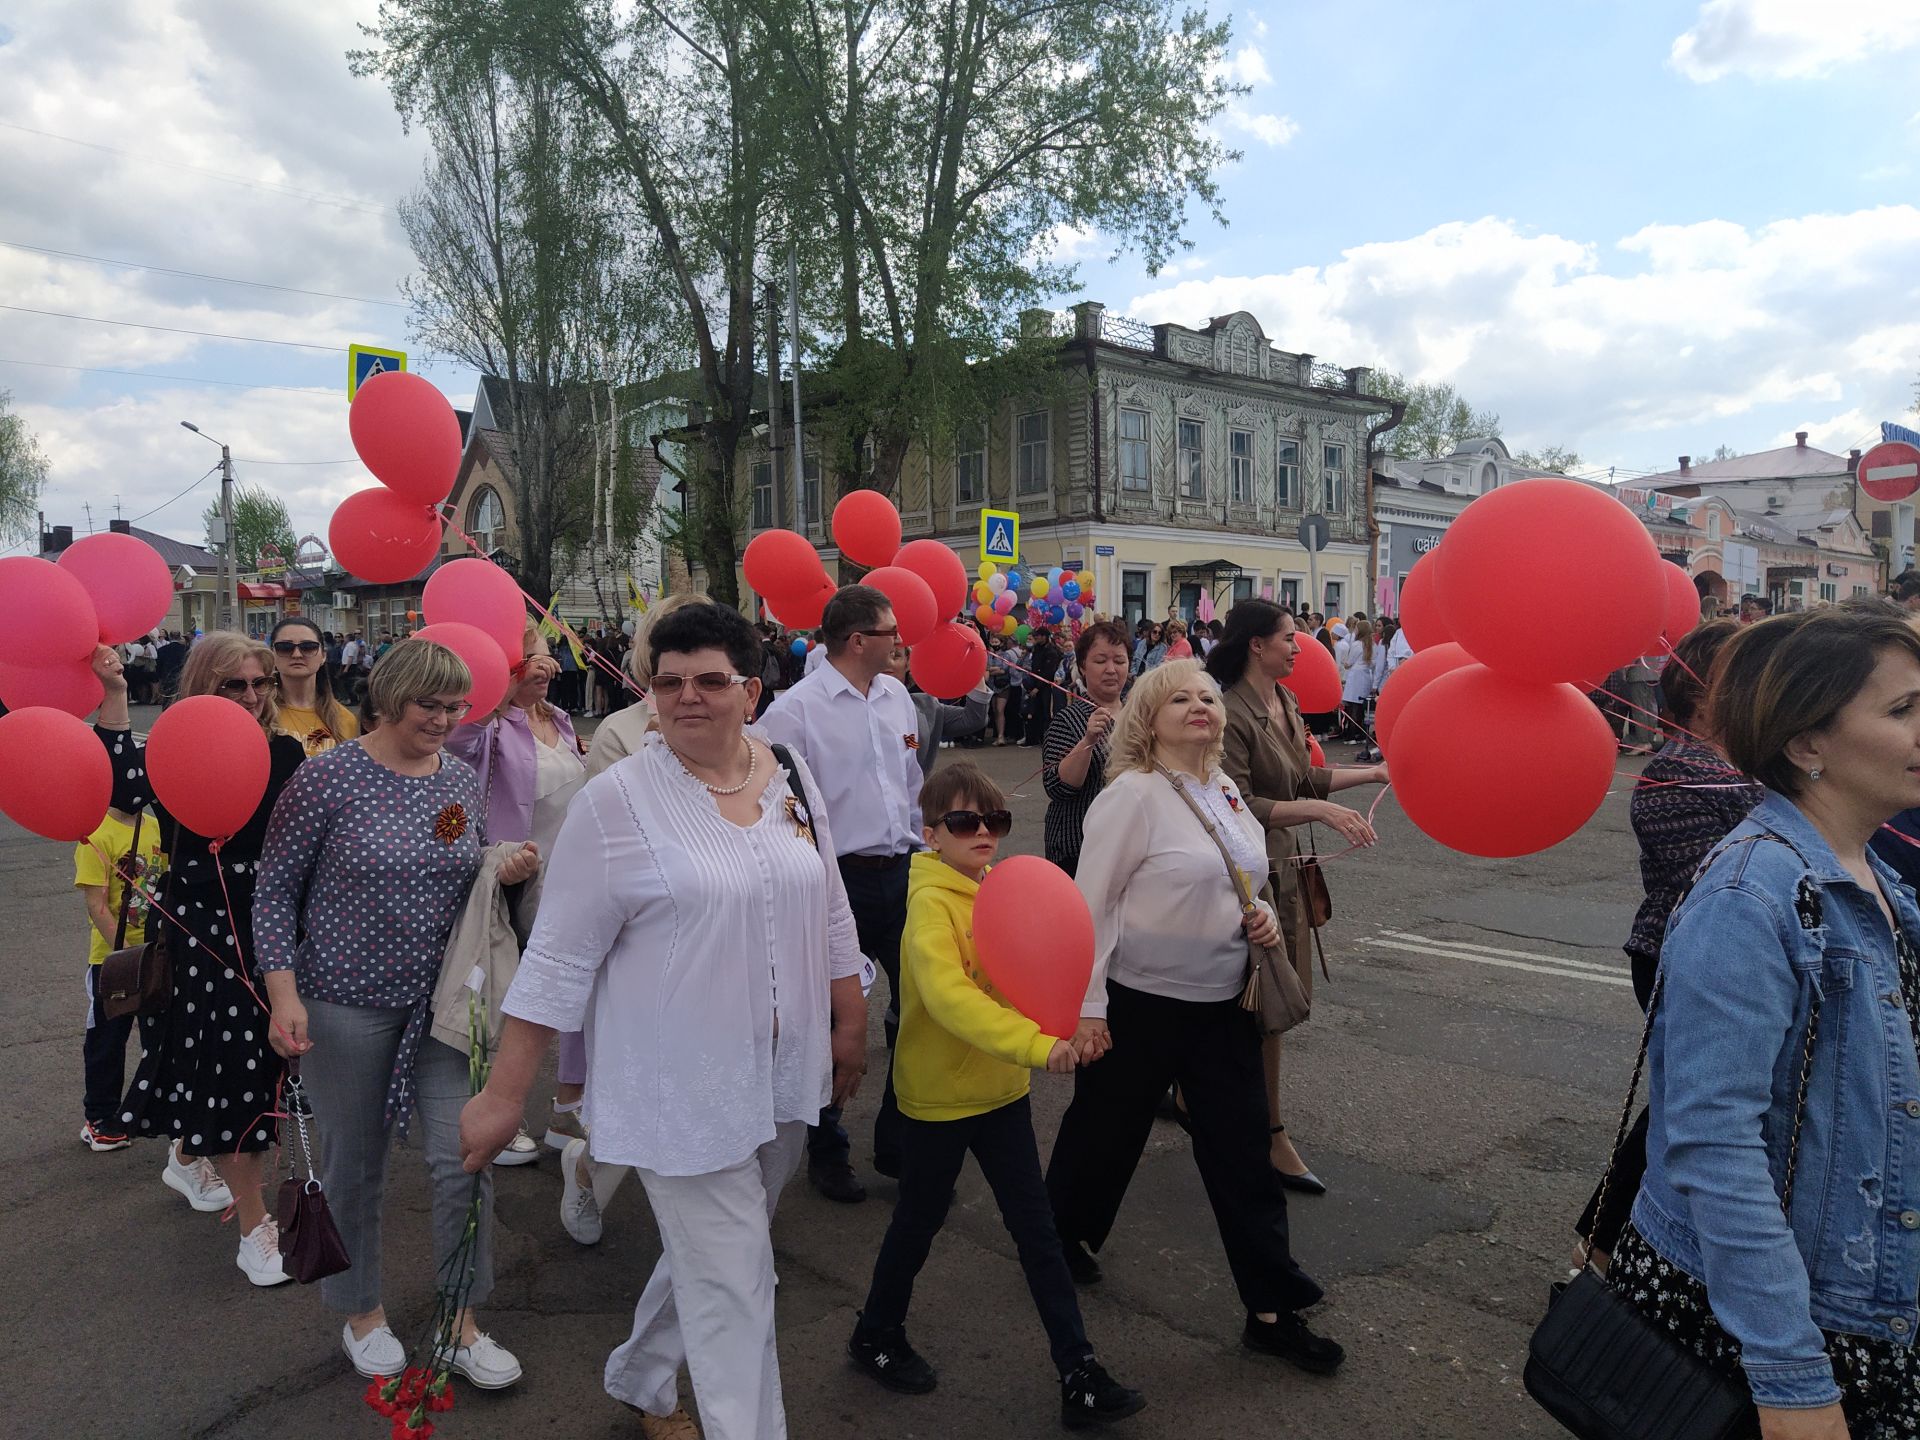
[809,1162,867,1204]
[1062,1239,1103,1285]
[848,1316,938,1394]
[1242,1312,1345,1375]
[1061,1358,1145,1429]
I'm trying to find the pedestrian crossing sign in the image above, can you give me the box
[348,344,408,399]
[980,508,1020,564]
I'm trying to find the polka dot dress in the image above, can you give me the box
[112,730,307,1157]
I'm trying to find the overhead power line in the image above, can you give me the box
[128,463,221,524]
[0,304,350,352]
[0,239,405,308]
[0,356,334,396]
[235,457,360,466]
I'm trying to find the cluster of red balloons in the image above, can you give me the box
[417,558,527,721]
[328,372,463,584]
[1377,478,1699,857]
[744,495,991,700]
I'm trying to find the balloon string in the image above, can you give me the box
[1657,636,1705,687]
[1587,681,1708,746]
[992,654,1085,704]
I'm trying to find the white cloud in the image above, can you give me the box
[1670,0,1920,82]
[1121,206,1920,463]
[1223,106,1298,146]
[1221,43,1272,86]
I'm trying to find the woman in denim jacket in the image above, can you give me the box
[1615,603,1920,1440]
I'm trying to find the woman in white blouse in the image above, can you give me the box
[1045,659,1345,1377]
[459,602,870,1440]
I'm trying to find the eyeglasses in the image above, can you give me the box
[651,671,750,697]
[853,627,900,642]
[217,676,275,696]
[408,699,473,721]
[937,809,1013,838]
[272,640,322,655]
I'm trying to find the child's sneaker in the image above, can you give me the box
[847,1314,937,1394]
[1061,1359,1146,1429]
[79,1120,131,1152]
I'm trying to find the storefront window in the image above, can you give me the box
[1121,570,1149,627]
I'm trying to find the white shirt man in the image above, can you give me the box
[342,636,362,669]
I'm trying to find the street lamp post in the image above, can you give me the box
[181,421,239,632]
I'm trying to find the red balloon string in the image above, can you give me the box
[1657,636,1706,687]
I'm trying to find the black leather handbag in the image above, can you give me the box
[1524,838,1821,1440]
[276,1067,352,1285]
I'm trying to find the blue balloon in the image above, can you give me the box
[1061,580,1081,601]
[1005,569,1023,591]
[1047,567,1064,585]
[790,638,808,657]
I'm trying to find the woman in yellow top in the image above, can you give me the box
[270,616,360,756]
[848,761,1145,1431]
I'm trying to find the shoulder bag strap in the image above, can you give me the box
[1155,764,1260,916]
[112,808,145,950]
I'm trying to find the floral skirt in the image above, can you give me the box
[1609,1223,1920,1439]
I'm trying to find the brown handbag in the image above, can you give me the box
[1158,765,1310,1035]
[1297,834,1334,983]
[99,810,171,1021]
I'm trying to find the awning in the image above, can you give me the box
[238,582,288,600]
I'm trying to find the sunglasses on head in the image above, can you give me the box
[218,676,275,696]
[272,639,322,655]
[937,809,1012,838]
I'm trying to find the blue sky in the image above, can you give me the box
[1,0,1916,551]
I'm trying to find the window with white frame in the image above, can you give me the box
[1279,577,1301,612]
[1016,411,1049,496]
[751,460,774,530]
[468,485,506,554]
[1276,440,1299,509]
[1231,575,1254,604]
[1178,418,1205,500]
[1119,408,1150,491]
[956,425,986,506]
[1121,570,1150,627]
[1229,429,1254,504]
[1707,510,1722,541]
[1324,579,1344,615]
[1323,443,1347,511]
[802,455,822,528]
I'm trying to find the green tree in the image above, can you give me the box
[1513,445,1581,473]
[0,390,49,546]
[202,484,296,572]
[1369,372,1501,459]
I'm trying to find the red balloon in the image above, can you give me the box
[743,529,828,602]
[1306,734,1326,768]
[1279,634,1341,712]
[56,533,174,644]
[864,566,938,646]
[1374,641,1473,754]
[832,490,903,569]
[893,539,970,619]
[410,623,510,722]
[1391,665,1615,857]
[329,488,443,585]
[146,696,272,840]
[348,370,462,506]
[909,621,987,699]
[972,855,1093,1039]
[1661,562,1701,651]
[1396,550,1451,652]
[0,707,112,840]
[0,556,100,666]
[1436,478,1665,683]
[423,557,527,661]
[0,658,104,719]
[767,581,837,633]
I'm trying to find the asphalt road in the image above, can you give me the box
[0,714,1647,1440]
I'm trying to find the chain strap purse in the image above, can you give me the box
[1524,835,1821,1440]
[99,809,171,1020]
[277,1064,352,1284]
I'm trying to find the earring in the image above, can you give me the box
[1809,766,1822,781]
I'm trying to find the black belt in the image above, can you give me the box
[839,851,912,871]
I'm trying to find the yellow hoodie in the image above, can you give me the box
[894,851,1061,1122]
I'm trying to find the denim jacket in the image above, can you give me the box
[1632,791,1920,1409]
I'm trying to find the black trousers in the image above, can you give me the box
[811,854,908,1173]
[83,964,135,1126]
[1046,981,1323,1317]
[861,1095,1093,1375]
[1024,684,1056,746]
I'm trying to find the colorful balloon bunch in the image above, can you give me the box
[329,372,463,584]
[969,563,1096,641]
[1375,477,1701,858]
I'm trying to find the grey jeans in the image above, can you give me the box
[300,999,494,1316]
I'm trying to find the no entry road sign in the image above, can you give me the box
[1859,440,1920,503]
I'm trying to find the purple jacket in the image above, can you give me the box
[446,705,581,845]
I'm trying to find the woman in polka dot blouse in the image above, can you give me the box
[91,634,307,1289]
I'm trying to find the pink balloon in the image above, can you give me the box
[145,696,271,840]
[865,565,939,646]
[423,557,527,661]
[0,707,112,840]
[0,556,100,666]
[348,371,462,506]
[411,623,510,722]
[329,488,444,585]
[992,589,1016,615]
[973,856,1094,1039]
[56,533,174,644]
[0,658,104,719]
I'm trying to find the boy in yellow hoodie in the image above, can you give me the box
[848,763,1145,1429]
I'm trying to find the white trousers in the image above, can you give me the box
[605,1121,809,1439]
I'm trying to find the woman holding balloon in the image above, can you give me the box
[92,633,307,1288]
[1041,619,1134,877]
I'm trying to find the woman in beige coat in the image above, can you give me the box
[1205,599,1385,1192]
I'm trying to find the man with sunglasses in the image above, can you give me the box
[763,583,922,1204]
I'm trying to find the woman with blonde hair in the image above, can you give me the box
[584,593,712,778]
[1045,659,1342,1374]
[89,631,308,1287]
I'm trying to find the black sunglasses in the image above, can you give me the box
[273,640,322,655]
[937,809,1012,837]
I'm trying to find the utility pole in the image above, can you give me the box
[788,243,805,532]
[219,443,238,631]
[765,279,784,543]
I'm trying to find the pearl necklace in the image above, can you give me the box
[672,737,757,795]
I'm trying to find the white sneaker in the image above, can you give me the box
[79,1121,132,1153]
[440,1331,522,1389]
[342,1321,406,1379]
[491,1126,540,1167]
[163,1147,233,1213]
[236,1216,292,1287]
[560,1136,602,1245]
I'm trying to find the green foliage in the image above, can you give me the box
[1513,445,1582,474]
[1370,372,1502,460]
[0,390,47,546]
[202,484,296,572]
